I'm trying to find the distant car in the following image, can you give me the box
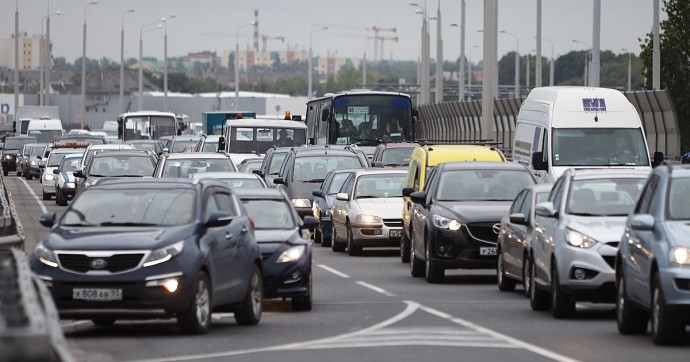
[16,143,43,178]
[408,161,536,283]
[370,142,418,168]
[331,169,407,255]
[196,134,222,153]
[52,153,83,206]
[497,183,553,293]
[29,178,263,334]
[311,169,358,247]
[74,151,157,194]
[127,139,165,155]
[22,143,49,180]
[616,165,690,345]
[190,172,269,188]
[164,135,201,153]
[153,152,237,178]
[79,143,136,174]
[235,188,318,310]
[2,136,37,175]
[530,169,649,318]
[237,157,265,174]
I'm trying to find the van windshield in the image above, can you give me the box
[552,128,649,167]
[28,130,62,144]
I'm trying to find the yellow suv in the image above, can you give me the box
[400,144,506,262]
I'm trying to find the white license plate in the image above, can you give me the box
[73,288,123,301]
[389,229,402,238]
[480,247,497,256]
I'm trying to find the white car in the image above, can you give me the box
[331,169,407,256]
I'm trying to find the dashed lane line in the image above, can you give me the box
[317,264,350,278]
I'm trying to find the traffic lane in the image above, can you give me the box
[316,247,690,361]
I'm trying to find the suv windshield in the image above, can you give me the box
[293,155,363,182]
[567,178,646,216]
[241,198,295,230]
[162,158,234,178]
[89,155,154,177]
[436,170,535,202]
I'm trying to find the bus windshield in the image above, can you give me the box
[552,128,649,166]
[331,94,413,145]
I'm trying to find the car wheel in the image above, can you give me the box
[42,191,50,200]
[26,173,32,180]
[91,318,116,326]
[400,229,410,263]
[409,230,424,278]
[177,272,212,334]
[313,226,322,244]
[651,274,684,345]
[616,271,648,334]
[291,270,312,311]
[331,223,345,252]
[346,223,361,256]
[58,190,68,206]
[522,252,530,297]
[424,239,444,284]
[550,262,576,319]
[16,170,21,177]
[497,248,517,292]
[529,256,550,311]
[234,264,263,326]
[3,169,7,176]
[321,225,332,248]
[54,189,60,205]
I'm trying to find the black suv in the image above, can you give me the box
[274,146,368,218]
[2,136,38,175]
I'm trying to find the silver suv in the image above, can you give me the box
[529,168,649,318]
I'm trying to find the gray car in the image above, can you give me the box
[529,168,649,318]
[616,164,690,345]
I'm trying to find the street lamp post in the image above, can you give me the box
[308,27,328,100]
[139,21,163,111]
[163,15,176,112]
[499,30,519,98]
[573,39,591,87]
[234,21,255,111]
[410,1,430,105]
[622,48,632,91]
[540,37,554,86]
[468,45,479,94]
[81,1,98,129]
[44,8,60,106]
[119,8,134,115]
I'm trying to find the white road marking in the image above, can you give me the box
[60,320,91,329]
[317,264,350,278]
[18,177,48,214]
[355,281,397,297]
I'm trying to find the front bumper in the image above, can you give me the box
[350,222,401,247]
[2,159,16,172]
[554,241,617,302]
[657,266,690,320]
[26,165,42,177]
[262,254,311,299]
[428,223,499,270]
[58,186,76,200]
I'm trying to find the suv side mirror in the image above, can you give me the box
[535,202,557,218]
[252,169,264,177]
[312,189,324,198]
[73,170,86,178]
[218,136,226,152]
[402,187,414,197]
[39,212,56,228]
[273,177,285,185]
[205,211,234,228]
[509,213,527,225]
[373,161,384,168]
[531,151,548,171]
[301,216,319,231]
[52,168,59,174]
[410,191,427,206]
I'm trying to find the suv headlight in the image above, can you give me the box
[291,199,311,208]
[670,247,690,266]
[564,228,597,248]
[143,241,184,267]
[433,215,462,231]
[35,243,58,267]
[356,214,382,224]
[277,245,306,263]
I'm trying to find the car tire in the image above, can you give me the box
[91,318,116,326]
[529,256,550,311]
[409,230,425,278]
[651,274,684,345]
[346,224,361,256]
[550,262,576,319]
[321,225,332,248]
[313,227,321,244]
[177,272,212,334]
[55,189,60,205]
[424,232,444,283]
[3,169,7,176]
[16,170,21,177]
[400,229,411,263]
[234,264,263,326]
[42,191,50,200]
[616,271,648,335]
[522,252,530,297]
[497,248,516,292]
[291,271,312,311]
[58,191,68,206]
[26,173,32,180]
[331,223,345,252]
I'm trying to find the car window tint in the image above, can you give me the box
[636,175,658,214]
[204,193,220,220]
[242,199,294,229]
[214,192,237,215]
[328,173,351,194]
[341,175,355,195]
[510,190,527,214]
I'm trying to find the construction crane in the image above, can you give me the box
[371,26,396,62]
[372,35,399,62]
[260,35,286,51]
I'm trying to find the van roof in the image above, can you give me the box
[417,144,505,166]
[225,118,307,129]
[525,86,633,113]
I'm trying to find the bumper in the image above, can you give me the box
[350,222,401,247]
[2,160,16,171]
[555,242,616,302]
[26,165,42,176]
[59,187,76,200]
[42,181,55,194]
[428,226,498,270]
[262,258,311,299]
[658,267,690,316]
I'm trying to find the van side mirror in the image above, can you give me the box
[531,151,548,171]
[218,136,226,152]
[321,107,330,122]
[652,151,664,167]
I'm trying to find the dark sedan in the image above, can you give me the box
[408,161,536,283]
[235,188,318,311]
[30,178,263,334]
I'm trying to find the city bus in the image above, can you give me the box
[305,90,416,146]
[117,111,179,141]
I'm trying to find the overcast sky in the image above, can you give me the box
[4,0,665,64]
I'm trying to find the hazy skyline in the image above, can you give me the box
[4,0,665,64]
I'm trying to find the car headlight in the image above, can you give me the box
[564,228,597,248]
[277,245,306,263]
[4,155,11,160]
[64,182,76,188]
[30,160,37,166]
[291,199,311,208]
[143,240,184,267]
[356,214,382,224]
[43,174,54,181]
[670,246,690,266]
[433,215,462,231]
[35,243,58,268]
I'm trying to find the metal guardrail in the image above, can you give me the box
[416,89,681,160]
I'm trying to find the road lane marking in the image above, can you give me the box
[355,281,397,297]
[317,264,350,278]
[18,177,48,214]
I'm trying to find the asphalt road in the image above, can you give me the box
[5,174,688,362]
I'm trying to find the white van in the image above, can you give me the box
[26,118,65,144]
[512,87,662,183]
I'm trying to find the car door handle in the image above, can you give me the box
[241,226,248,234]
[225,232,233,239]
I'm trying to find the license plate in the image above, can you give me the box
[73,288,123,301]
[389,229,402,238]
[480,247,497,256]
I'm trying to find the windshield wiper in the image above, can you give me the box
[384,163,405,167]
[62,222,95,227]
[99,222,158,227]
[356,195,380,199]
[88,174,107,177]
[301,179,325,183]
[569,212,601,217]
[109,174,146,177]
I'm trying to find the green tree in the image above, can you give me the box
[640,0,690,147]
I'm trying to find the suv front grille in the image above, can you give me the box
[58,253,145,274]
[465,223,500,244]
